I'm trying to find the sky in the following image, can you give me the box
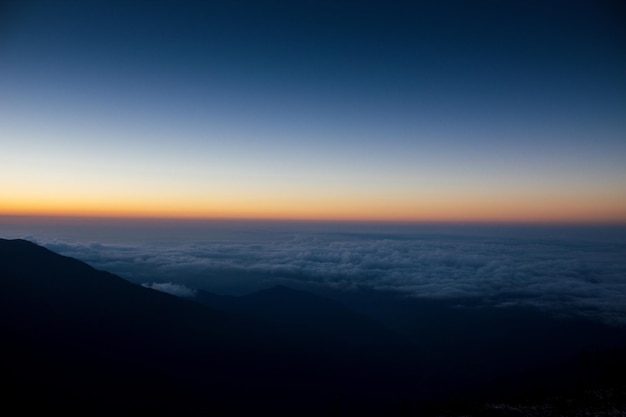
[1,0,625,222]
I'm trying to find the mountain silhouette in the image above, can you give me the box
[3,238,625,416]
[196,284,411,349]
[0,239,422,415]
[0,238,271,414]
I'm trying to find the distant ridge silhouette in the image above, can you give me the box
[196,284,411,347]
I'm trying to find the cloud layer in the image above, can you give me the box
[28,226,626,323]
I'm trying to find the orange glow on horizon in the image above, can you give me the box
[2,193,625,224]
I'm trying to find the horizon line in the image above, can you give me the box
[2,213,625,227]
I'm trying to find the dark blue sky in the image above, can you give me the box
[1,1,625,221]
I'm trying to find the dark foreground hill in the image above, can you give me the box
[1,238,626,416]
[0,239,255,414]
[0,238,421,416]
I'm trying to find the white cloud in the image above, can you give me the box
[142,282,197,298]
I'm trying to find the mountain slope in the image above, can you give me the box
[0,239,266,414]
[0,239,425,415]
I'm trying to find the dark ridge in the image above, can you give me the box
[0,238,259,414]
[0,238,423,415]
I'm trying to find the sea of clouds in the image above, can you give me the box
[22,224,626,324]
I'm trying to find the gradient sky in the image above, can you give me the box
[1,0,625,222]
